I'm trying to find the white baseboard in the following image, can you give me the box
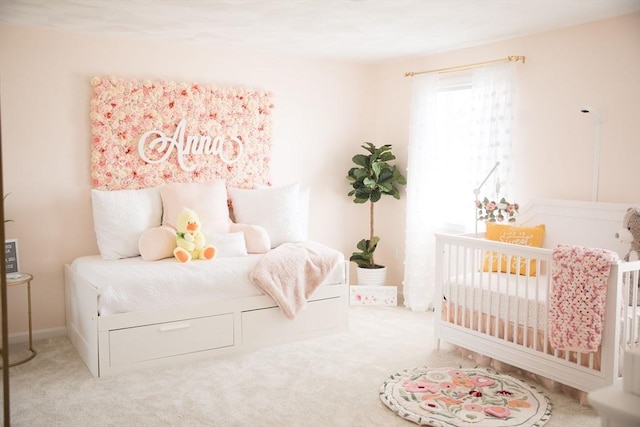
[8,326,67,345]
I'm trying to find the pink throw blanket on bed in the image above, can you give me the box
[549,244,619,352]
[249,241,343,319]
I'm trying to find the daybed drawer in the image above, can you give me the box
[109,314,234,367]
[242,297,342,347]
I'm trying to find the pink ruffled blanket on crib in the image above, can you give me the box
[549,244,619,352]
[250,241,343,320]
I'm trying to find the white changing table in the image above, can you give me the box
[588,379,640,427]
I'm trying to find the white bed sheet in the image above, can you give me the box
[71,254,345,316]
[444,272,640,345]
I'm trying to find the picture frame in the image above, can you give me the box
[4,239,19,276]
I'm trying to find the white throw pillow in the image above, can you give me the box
[91,186,163,259]
[228,183,309,248]
[229,223,271,254]
[206,232,248,257]
[139,225,177,261]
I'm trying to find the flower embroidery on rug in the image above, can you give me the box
[380,367,552,426]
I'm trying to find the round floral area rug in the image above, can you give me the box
[380,367,552,426]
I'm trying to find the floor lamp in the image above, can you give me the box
[580,105,604,202]
[473,161,500,234]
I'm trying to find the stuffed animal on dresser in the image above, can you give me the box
[174,208,217,263]
[616,207,640,261]
[616,207,640,304]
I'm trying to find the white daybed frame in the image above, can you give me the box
[65,261,349,377]
[434,199,640,393]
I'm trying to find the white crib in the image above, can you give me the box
[434,199,640,394]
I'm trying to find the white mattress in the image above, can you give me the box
[71,254,345,316]
[444,272,550,330]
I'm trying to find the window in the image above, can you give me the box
[432,82,476,231]
[403,62,516,311]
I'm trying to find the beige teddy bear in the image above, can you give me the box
[616,207,640,304]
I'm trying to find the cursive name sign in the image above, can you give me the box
[138,119,244,171]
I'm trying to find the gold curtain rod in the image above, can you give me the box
[404,55,525,77]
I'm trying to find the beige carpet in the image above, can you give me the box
[3,307,601,426]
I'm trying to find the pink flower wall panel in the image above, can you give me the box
[90,76,274,190]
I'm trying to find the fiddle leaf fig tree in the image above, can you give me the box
[347,142,406,268]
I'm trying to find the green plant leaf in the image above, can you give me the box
[352,154,369,167]
[350,237,381,268]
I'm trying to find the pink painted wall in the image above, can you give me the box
[1,12,638,335]
[0,25,375,335]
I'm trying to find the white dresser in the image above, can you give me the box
[588,345,640,427]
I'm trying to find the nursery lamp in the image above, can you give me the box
[581,105,605,202]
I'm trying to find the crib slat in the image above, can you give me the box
[513,256,518,341]
[530,258,536,347]
[470,249,478,331]
[446,242,454,326]
[503,250,510,343]
[520,256,527,348]
[631,269,639,343]
[478,251,490,338]
[461,246,464,316]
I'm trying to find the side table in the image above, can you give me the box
[1,273,37,367]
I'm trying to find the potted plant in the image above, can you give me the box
[347,142,406,285]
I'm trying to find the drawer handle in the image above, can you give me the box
[159,321,191,332]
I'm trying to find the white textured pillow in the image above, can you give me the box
[206,232,248,257]
[91,186,163,259]
[228,183,309,248]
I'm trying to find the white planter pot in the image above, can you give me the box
[356,266,387,286]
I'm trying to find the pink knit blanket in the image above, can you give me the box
[549,244,619,352]
[250,241,343,319]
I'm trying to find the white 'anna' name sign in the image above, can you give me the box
[138,118,244,171]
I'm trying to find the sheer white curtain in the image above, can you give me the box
[403,62,516,311]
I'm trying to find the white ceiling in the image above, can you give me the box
[1,0,639,62]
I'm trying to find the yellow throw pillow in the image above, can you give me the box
[482,223,546,276]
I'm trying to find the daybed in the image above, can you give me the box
[434,199,640,395]
[65,181,349,377]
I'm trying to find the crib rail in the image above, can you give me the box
[434,232,640,393]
